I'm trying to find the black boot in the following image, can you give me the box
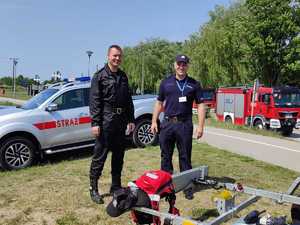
[109,176,122,194]
[89,178,104,204]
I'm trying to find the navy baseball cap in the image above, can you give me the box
[175,54,190,64]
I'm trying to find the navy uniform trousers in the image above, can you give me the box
[159,118,193,174]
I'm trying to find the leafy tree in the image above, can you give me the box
[184,3,252,88]
[123,39,182,93]
[119,0,300,88]
[0,77,13,86]
[245,0,300,86]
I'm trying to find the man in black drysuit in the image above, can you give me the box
[89,45,135,204]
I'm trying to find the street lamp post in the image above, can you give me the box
[9,58,18,98]
[86,50,93,77]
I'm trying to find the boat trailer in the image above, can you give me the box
[133,166,300,225]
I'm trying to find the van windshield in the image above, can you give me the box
[273,92,300,107]
[21,89,59,110]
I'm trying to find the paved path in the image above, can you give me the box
[195,126,300,173]
[0,97,26,105]
[287,128,300,142]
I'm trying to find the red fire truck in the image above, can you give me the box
[216,86,300,136]
[193,88,216,114]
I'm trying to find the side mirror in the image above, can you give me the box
[46,103,58,112]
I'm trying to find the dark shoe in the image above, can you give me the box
[90,187,104,204]
[184,188,194,200]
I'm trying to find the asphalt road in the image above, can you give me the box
[287,128,300,142]
[197,126,300,173]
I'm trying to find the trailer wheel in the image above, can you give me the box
[254,119,264,130]
[225,116,232,124]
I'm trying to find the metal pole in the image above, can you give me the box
[86,51,93,77]
[88,56,91,76]
[10,59,14,94]
[10,58,18,98]
[250,79,257,127]
[13,60,16,98]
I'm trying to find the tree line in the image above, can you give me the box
[0,75,35,87]
[122,0,300,93]
[0,75,60,88]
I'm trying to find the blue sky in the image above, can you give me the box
[0,0,232,81]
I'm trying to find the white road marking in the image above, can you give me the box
[205,130,300,153]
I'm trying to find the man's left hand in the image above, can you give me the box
[196,126,204,139]
[127,123,135,134]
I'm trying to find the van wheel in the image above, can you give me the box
[254,120,264,130]
[132,119,158,148]
[0,136,36,170]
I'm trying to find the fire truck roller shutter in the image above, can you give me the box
[216,93,225,115]
[234,94,244,118]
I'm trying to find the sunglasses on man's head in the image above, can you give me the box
[176,62,188,66]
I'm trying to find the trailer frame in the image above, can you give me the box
[133,166,300,225]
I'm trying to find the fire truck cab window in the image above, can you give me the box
[262,94,270,104]
[52,89,85,110]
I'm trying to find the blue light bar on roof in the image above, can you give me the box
[75,76,90,82]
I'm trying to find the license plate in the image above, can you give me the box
[285,114,293,118]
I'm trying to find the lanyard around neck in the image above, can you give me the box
[176,79,187,96]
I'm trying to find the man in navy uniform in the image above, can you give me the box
[151,54,205,199]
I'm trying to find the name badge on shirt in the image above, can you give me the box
[179,96,187,102]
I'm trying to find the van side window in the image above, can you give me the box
[53,89,85,110]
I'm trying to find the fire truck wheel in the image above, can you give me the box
[132,118,158,148]
[254,120,264,130]
[282,127,293,136]
[0,136,36,170]
[225,116,232,124]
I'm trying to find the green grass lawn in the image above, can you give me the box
[2,86,31,100]
[0,101,17,106]
[0,142,299,225]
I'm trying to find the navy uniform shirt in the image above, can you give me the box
[157,74,203,117]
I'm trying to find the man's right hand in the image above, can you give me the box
[151,122,158,134]
[91,126,100,137]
